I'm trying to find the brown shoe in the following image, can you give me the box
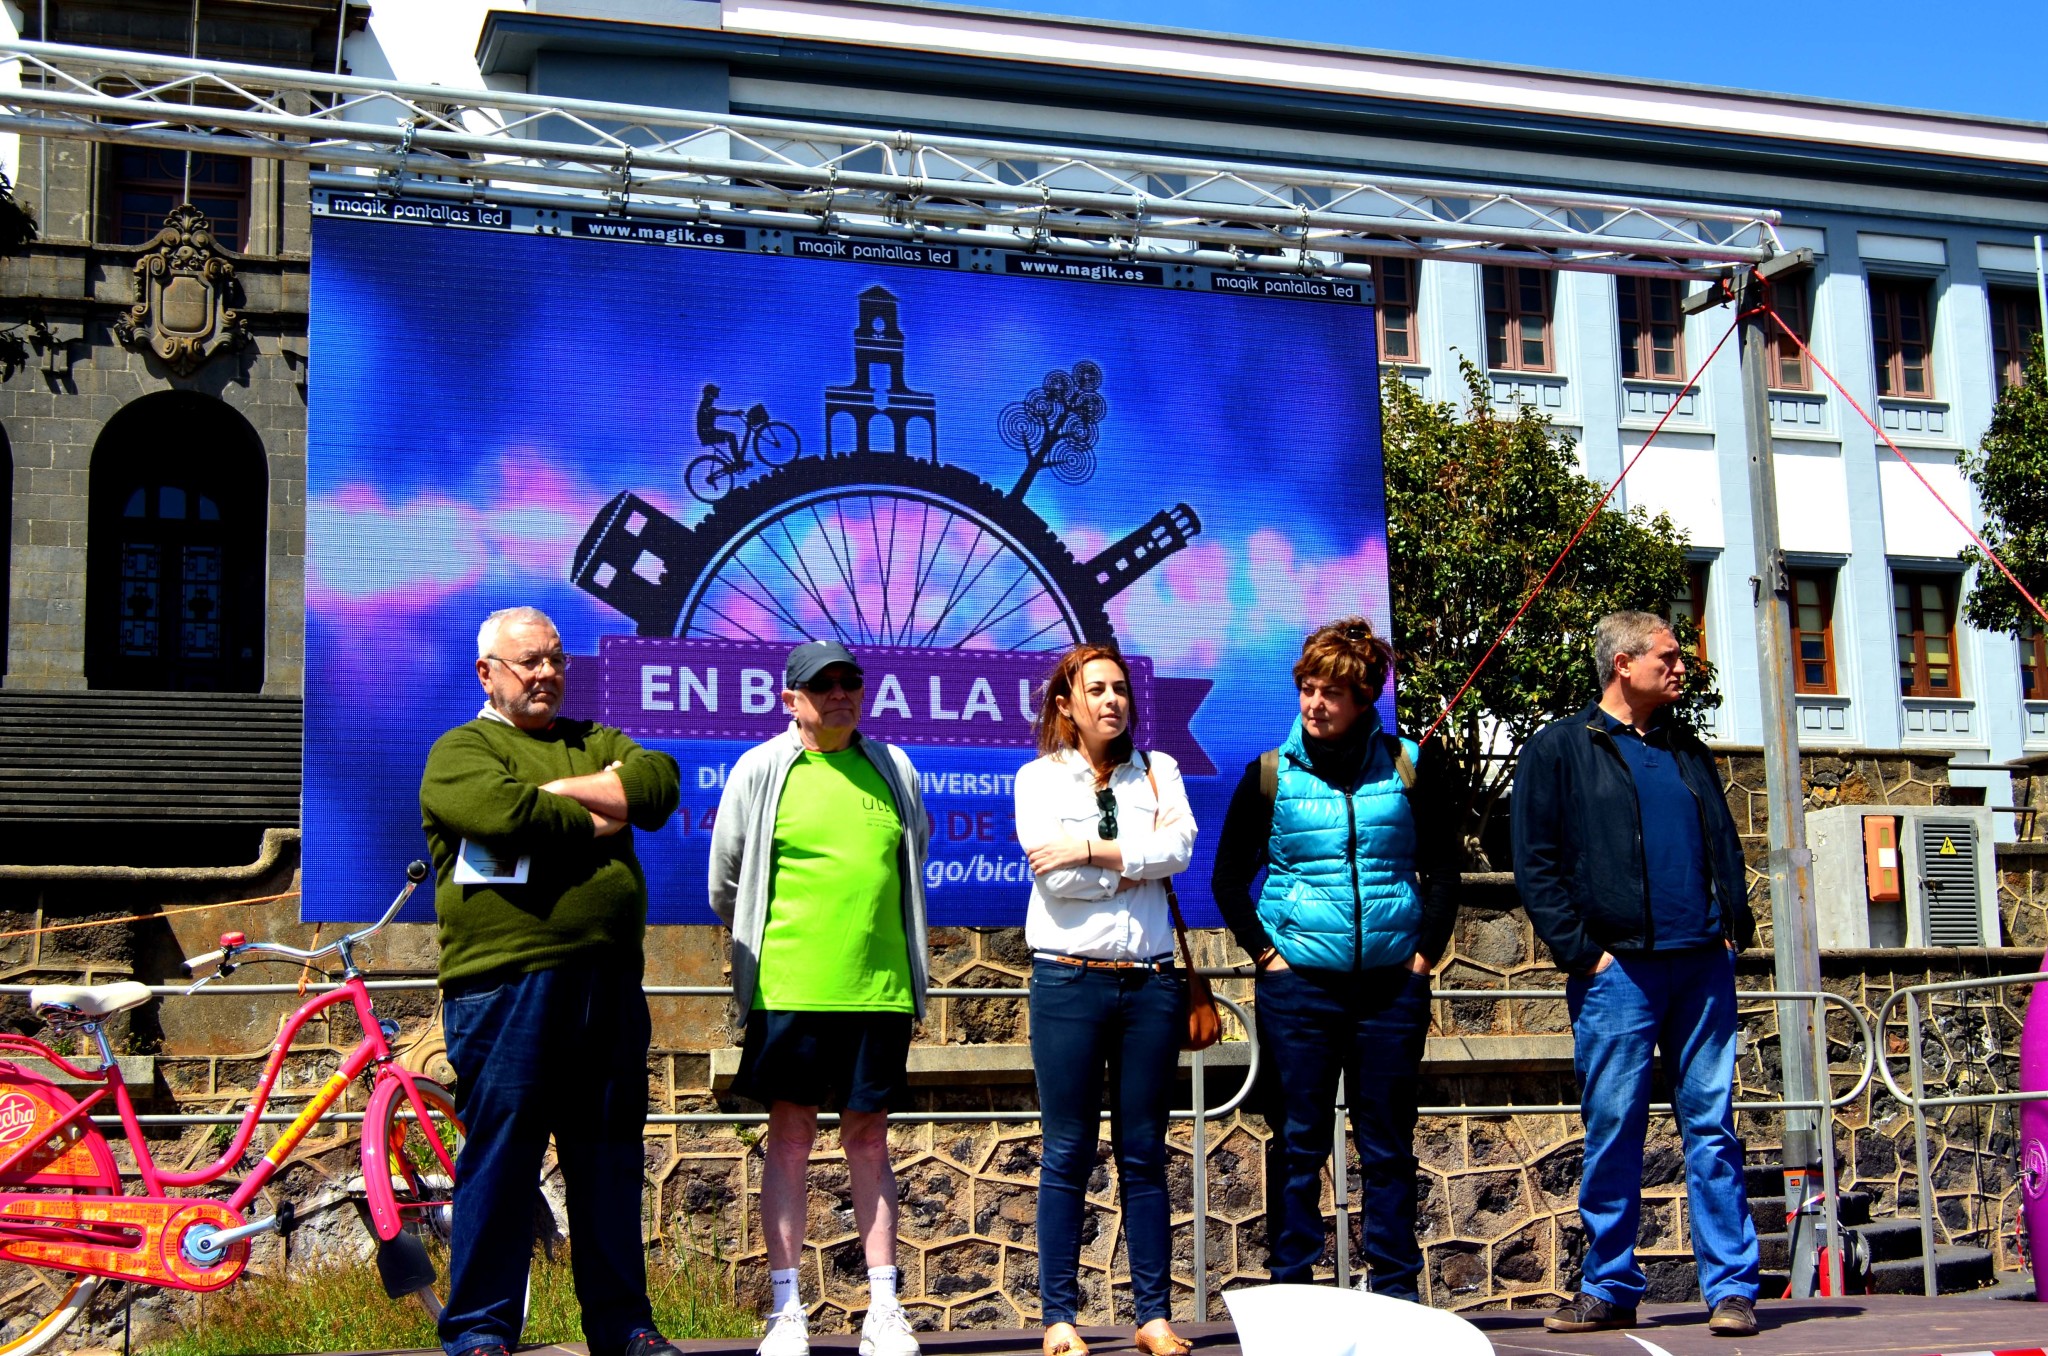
[1132,1319,1191,1355]
[1707,1295,1759,1336]
[1544,1292,1638,1333]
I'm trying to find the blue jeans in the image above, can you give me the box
[439,953,657,1356]
[1255,962,1429,1299]
[1028,960,1185,1326]
[1567,946,1759,1309]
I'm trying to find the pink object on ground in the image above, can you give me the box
[2021,950,2048,1299]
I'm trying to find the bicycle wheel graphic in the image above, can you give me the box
[752,420,801,468]
[678,454,1111,648]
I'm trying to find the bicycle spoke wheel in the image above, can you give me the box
[753,421,801,467]
[373,1079,464,1318]
[685,455,733,504]
[0,1263,99,1356]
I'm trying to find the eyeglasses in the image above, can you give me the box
[1343,624,1370,641]
[1094,786,1120,841]
[486,652,570,677]
[801,672,864,695]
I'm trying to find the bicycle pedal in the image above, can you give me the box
[375,1232,437,1298]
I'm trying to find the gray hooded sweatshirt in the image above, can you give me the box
[707,724,933,1024]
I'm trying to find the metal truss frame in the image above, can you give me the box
[0,38,1780,280]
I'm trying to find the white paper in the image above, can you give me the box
[452,839,531,885]
[1222,1284,1493,1356]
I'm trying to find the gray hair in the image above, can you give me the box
[477,606,558,660]
[1594,611,1674,688]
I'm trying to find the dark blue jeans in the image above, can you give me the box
[1256,961,1430,1299]
[439,952,656,1356]
[1567,946,1759,1309]
[1028,960,1185,1326]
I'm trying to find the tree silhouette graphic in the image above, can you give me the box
[1001,359,1108,501]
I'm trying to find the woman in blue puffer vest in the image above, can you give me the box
[1210,616,1461,1301]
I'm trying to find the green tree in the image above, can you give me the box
[1384,359,1717,866]
[1959,337,2048,637]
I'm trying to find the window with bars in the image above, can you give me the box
[1766,270,1814,390]
[1894,571,1960,698]
[1671,560,1712,662]
[1869,277,1935,399]
[1374,257,1417,364]
[1483,265,1552,372]
[2023,625,2048,703]
[1618,277,1685,380]
[1991,287,2041,394]
[1791,568,1838,695]
[109,149,250,250]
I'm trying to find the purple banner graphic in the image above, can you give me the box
[597,637,1212,772]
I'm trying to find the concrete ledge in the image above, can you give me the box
[1,1055,155,1091]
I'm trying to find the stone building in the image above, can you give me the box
[1,0,2047,1344]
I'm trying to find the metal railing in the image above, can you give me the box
[2,974,1874,1316]
[1875,969,2048,1297]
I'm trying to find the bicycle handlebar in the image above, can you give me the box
[182,862,429,982]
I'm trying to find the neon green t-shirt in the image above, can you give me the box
[756,747,913,1012]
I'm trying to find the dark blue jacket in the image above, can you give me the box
[1510,701,1756,974]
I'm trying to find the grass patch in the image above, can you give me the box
[144,1245,756,1356]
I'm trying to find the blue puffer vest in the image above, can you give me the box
[1256,714,1423,972]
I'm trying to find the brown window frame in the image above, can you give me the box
[1869,276,1936,399]
[1766,270,1814,391]
[106,147,251,252]
[1373,256,1418,365]
[1670,559,1712,663]
[2022,625,2048,703]
[1482,265,1553,373]
[1894,571,1962,699]
[1791,567,1839,696]
[1991,287,2041,395]
[1617,276,1686,380]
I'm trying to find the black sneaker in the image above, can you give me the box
[626,1331,684,1356]
[1544,1292,1638,1333]
[459,1345,512,1356]
[1707,1295,1759,1336]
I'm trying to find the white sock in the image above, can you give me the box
[868,1265,899,1309]
[770,1268,802,1318]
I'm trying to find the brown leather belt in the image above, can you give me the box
[1033,951,1174,972]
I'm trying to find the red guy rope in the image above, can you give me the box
[1416,311,1744,746]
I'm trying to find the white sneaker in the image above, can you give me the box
[757,1309,810,1356]
[858,1301,921,1356]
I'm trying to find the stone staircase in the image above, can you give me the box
[1747,1164,1999,1297]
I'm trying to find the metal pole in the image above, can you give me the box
[35,0,45,228]
[1191,1048,1208,1322]
[1905,992,1939,1296]
[1737,267,1827,1294]
[183,0,198,203]
[1812,996,1843,1295]
[333,0,348,75]
[2035,236,2045,359]
[1331,1073,1351,1289]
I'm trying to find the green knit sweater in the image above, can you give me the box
[419,716,681,985]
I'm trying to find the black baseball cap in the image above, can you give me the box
[784,640,861,690]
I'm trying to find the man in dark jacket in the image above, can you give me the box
[1512,611,1760,1338]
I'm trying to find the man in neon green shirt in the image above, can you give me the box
[709,641,932,1356]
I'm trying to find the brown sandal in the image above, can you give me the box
[1043,1322,1090,1356]
[1133,1319,1192,1355]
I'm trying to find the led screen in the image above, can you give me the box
[304,207,1389,925]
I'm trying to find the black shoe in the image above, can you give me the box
[626,1332,684,1356]
[1707,1296,1759,1336]
[1544,1293,1638,1333]
[458,1345,512,1356]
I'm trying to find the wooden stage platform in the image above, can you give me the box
[378,1294,2046,1356]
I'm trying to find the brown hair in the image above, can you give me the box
[1033,644,1136,782]
[1292,615,1396,706]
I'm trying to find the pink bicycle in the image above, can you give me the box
[0,862,464,1354]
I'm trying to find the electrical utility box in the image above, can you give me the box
[1808,804,2000,949]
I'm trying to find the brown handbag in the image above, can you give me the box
[1147,760,1222,1052]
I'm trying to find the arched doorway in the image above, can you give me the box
[85,392,267,692]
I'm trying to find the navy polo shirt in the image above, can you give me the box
[1600,711,1720,950]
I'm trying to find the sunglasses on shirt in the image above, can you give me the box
[1094,786,1120,841]
[801,672,864,695]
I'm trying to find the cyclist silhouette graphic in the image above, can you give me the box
[696,383,743,460]
[685,383,802,503]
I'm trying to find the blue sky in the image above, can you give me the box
[994,0,2048,123]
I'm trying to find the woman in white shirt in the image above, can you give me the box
[1015,644,1197,1356]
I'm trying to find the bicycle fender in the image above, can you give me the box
[362,1072,457,1243]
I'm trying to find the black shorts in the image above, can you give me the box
[731,1009,914,1113]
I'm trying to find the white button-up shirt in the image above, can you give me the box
[1015,748,1197,960]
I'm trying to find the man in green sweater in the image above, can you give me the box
[419,606,682,1356]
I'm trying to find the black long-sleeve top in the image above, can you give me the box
[1208,729,1463,967]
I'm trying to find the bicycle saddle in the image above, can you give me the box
[29,982,153,1019]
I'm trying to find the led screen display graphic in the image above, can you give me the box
[303,202,1390,925]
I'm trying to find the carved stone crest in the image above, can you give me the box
[114,205,248,376]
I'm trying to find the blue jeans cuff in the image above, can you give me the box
[446,1335,511,1356]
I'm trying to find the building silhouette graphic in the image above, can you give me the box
[824,285,938,458]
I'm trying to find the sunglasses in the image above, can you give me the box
[1094,786,1120,841]
[801,672,864,695]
